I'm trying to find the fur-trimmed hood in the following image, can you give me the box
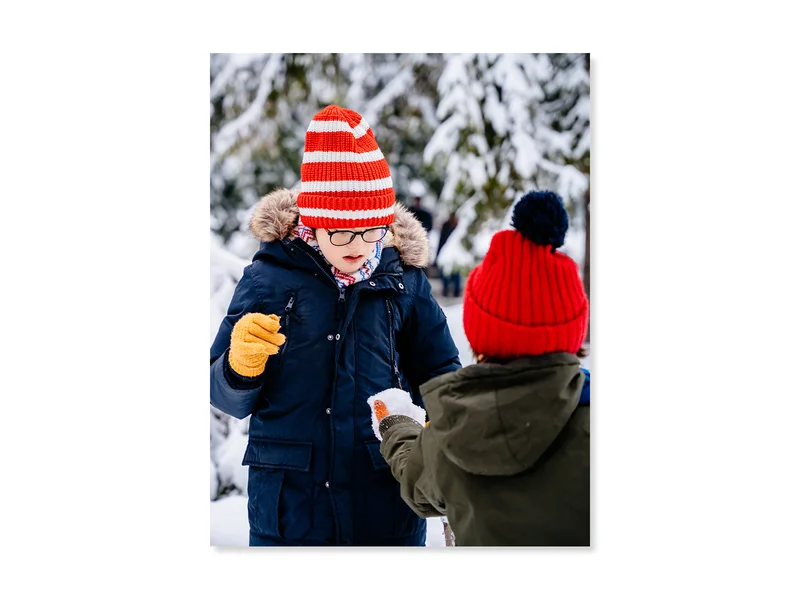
[249,188,430,268]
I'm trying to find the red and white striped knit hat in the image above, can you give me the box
[296,105,395,229]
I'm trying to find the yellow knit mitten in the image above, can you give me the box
[228,313,286,377]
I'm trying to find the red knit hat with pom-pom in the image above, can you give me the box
[463,190,589,359]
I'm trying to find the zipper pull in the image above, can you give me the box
[336,286,345,319]
[285,294,296,313]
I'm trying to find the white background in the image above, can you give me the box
[2,1,799,598]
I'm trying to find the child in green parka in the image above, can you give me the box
[366,190,590,546]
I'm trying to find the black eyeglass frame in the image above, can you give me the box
[325,226,389,246]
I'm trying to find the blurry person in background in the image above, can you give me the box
[366,190,590,546]
[209,105,461,546]
[435,211,461,297]
[407,195,433,233]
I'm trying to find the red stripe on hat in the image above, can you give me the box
[299,213,395,230]
[301,160,391,182]
[297,189,394,210]
[297,194,395,212]
[304,131,366,152]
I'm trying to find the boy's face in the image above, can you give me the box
[316,227,386,274]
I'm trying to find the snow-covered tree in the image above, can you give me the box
[210,53,350,245]
[540,53,590,303]
[426,53,590,272]
[343,53,445,202]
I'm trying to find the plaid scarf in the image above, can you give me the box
[289,217,383,288]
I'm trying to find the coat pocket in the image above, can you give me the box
[242,437,313,540]
[242,437,312,471]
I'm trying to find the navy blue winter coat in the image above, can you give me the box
[210,188,461,546]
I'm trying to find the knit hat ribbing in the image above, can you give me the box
[463,191,589,359]
[296,105,395,229]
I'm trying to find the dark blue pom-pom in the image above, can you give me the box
[511,190,569,249]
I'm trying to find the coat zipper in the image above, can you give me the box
[384,298,403,390]
[279,293,296,369]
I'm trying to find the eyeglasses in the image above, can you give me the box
[326,227,389,246]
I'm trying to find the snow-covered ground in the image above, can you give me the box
[211,494,450,547]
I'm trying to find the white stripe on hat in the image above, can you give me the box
[306,116,370,139]
[301,177,393,193]
[351,117,370,138]
[299,206,395,220]
[302,149,385,163]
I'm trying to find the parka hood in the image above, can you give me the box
[419,353,585,476]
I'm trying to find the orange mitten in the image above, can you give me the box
[373,399,390,422]
[366,388,427,441]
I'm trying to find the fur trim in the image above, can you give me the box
[249,188,430,268]
[387,203,430,268]
[367,388,427,441]
[249,188,300,243]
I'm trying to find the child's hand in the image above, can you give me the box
[366,388,427,441]
[228,313,286,377]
